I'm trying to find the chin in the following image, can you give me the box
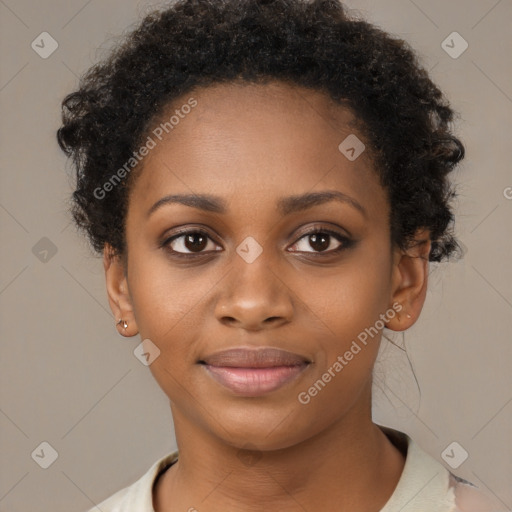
[210,403,320,452]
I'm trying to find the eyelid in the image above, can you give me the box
[292,222,351,241]
[160,224,218,241]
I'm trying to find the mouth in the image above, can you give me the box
[198,347,311,396]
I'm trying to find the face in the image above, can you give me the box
[106,81,427,451]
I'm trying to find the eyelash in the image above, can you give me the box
[160,226,354,259]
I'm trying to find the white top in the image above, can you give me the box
[87,427,502,512]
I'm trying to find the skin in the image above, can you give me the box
[104,81,431,511]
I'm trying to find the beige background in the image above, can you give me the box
[0,0,511,511]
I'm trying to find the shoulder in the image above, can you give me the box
[85,451,179,512]
[450,474,507,512]
[378,426,505,512]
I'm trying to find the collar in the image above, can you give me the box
[93,426,460,511]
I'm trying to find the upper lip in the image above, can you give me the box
[199,347,311,368]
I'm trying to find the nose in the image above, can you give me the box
[214,257,294,331]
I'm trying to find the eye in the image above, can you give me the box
[288,228,352,254]
[161,226,354,258]
[162,229,222,255]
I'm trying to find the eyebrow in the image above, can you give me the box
[147,190,367,218]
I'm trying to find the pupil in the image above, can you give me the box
[310,233,329,252]
[185,233,207,252]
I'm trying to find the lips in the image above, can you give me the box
[199,347,311,396]
[199,347,310,368]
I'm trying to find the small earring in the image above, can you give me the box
[406,313,412,319]
[117,319,128,329]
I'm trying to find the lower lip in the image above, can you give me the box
[203,364,308,396]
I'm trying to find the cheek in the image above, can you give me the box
[297,246,392,392]
[293,287,389,434]
[126,260,209,404]
[306,248,392,342]
[126,253,214,360]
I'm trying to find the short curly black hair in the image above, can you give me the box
[57,0,465,262]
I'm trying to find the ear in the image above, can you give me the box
[385,229,431,331]
[103,244,138,337]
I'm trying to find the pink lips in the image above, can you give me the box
[200,347,310,396]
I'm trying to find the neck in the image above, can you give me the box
[154,388,405,511]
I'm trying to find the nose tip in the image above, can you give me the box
[220,313,288,330]
[215,287,293,331]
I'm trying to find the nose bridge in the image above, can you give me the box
[215,245,293,329]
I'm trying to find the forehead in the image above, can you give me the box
[128,80,387,219]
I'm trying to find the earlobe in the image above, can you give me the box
[103,244,138,337]
[386,229,431,332]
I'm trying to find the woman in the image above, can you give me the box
[57,0,499,510]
